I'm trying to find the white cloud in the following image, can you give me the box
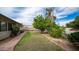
[0,7,14,18]
[0,7,78,27]
[54,7,79,26]
[0,7,25,19]
[15,7,44,26]
[54,7,79,19]
[0,7,45,27]
[56,19,74,27]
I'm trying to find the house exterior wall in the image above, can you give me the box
[0,31,11,40]
[0,14,23,40]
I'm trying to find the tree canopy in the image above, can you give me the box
[33,15,53,32]
[66,16,79,29]
[33,15,45,32]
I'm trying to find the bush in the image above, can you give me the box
[12,25,20,36]
[47,25,63,38]
[67,32,79,43]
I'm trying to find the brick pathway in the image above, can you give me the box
[0,32,25,51]
[42,34,76,51]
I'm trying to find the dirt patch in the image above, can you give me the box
[42,34,76,51]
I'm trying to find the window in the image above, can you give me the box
[1,22,7,31]
[8,23,12,31]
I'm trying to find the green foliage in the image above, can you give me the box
[66,22,75,28]
[33,14,64,38]
[66,16,79,29]
[67,32,79,43]
[33,15,54,32]
[47,24,63,38]
[12,25,20,36]
[33,15,45,32]
[74,16,79,28]
[44,16,54,29]
[75,16,79,24]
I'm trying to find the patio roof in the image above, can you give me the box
[0,14,22,26]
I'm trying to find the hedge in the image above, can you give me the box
[67,32,79,43]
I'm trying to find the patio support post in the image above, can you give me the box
[6,22,8,31]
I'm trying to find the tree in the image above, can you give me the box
[45,8,56,32]
[33,8,56,33]
[44,16,53,28]
[33,15,54,33]
[45,8,56,20]
[46,8,53,18]
[33,15,46,32]
[74,16,79,29]
[66,16,79,29]
[66,21,75,28]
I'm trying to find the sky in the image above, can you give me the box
[0,7,79,27]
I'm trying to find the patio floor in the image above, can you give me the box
[0,32,25,51]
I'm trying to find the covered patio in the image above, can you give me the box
[0,14,22,40]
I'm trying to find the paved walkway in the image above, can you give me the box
[42,34,76,51]
[0,32,25,51]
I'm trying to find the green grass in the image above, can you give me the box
[14,31,64,51]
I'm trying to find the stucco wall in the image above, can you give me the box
[0,31,11,40]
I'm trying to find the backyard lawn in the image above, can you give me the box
[14,31,64,51]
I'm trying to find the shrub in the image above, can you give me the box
[47,25,63,38]
[12,25,20,36]
[67,32,79,43]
